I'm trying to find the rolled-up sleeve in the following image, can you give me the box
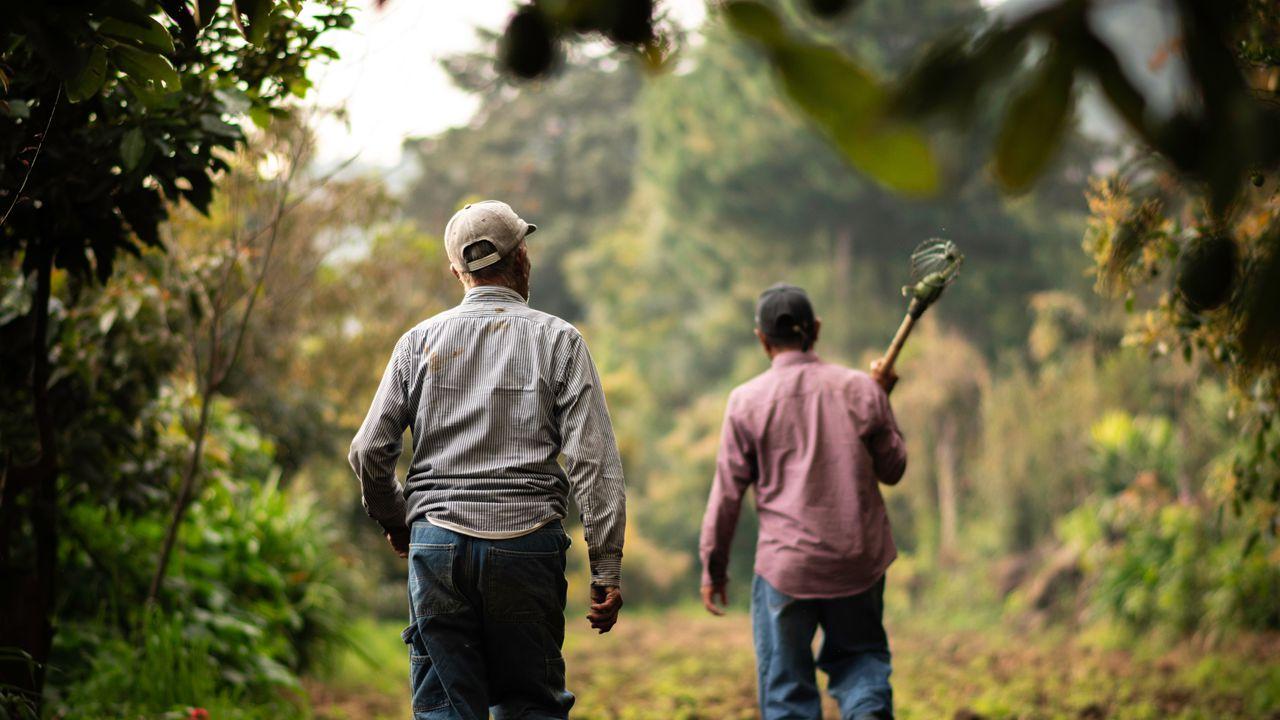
[349,334,412,530]
[867,387,907,485]
[699,393,756,587]
[556,334,626,587]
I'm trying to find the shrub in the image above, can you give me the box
[1060,476,1280,635]
[170,473,346,684]
[48,395,348,715]
[60,609,296,720]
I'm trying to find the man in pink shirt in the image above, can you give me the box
[699,283,906,720]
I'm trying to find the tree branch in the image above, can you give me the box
[0,87,59,229]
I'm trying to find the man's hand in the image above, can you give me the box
[587,585,623,634]
[701,581,728,616]
[870,358,899,395]
[385,525,410,558]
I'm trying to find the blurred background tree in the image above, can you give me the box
[469,0,1279,601]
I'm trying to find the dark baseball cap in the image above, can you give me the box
[756,283,816,347]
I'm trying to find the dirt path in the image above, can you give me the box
[310,614,1280,719]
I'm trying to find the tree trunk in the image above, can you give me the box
[0,454,16,567]
[935,415,959,560]
[832,225,854,354]
[147,386,213,604]
[1176,424,1194,504]
[0,251,60,709]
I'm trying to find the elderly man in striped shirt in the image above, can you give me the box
[349,200,626,720]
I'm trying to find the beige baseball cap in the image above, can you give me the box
[443,200,537,273]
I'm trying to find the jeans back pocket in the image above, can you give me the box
[409,542,467,617]
[484,546,566,623]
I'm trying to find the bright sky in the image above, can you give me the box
[311,0,708,169]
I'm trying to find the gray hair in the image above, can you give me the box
[463,240,524,287]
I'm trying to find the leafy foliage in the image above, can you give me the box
[60,610,304,720]
[1083,169,1280,533]
[49,388,346,715]
[1,3,352,703]
[0,246,347,710]
[894,0,1280,207]
[1060,471,1280,634]
[1,0,352,278]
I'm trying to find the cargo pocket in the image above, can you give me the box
[409,542,466,617]
[402,624,451,714]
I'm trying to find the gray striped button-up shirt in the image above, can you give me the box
[348,285,626,586]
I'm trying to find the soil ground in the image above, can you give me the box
[309,613,1280,720]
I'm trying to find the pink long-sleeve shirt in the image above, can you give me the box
[699,351,907,599]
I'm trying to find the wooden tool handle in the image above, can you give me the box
[878,313,916,375]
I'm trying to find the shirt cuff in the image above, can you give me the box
[378,519,409,534]
[362,483,408,531]
[701,553,728,587]
[590,554,623,588]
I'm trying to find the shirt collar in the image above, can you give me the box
[771,350,820,369]
[462,285,528,306]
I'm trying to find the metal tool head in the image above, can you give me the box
[909,238,963,283]
[902,238,964,316]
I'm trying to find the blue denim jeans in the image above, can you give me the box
[401,520,575,719]
[752,574,893,720]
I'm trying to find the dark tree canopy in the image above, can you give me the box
[1,0,351,279]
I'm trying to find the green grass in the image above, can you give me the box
[309,613,1280,720]
[307,618,411,720]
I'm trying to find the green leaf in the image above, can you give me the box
[97,0,161,28]
[994,47,1075,194]
[248,105,272,128]
[722,1,786,46]
[121,127,146,171]
[110,45,181,93]
[771,45,938,195]
[287,77,313,99]
[722,1,938,194]
[771,44,883,131]
[836,122,938,196]
[195,0,222,28]
[233,0,275,45]
[120,77,177,109]
[66,45,109,103]
[98,16,175,54]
